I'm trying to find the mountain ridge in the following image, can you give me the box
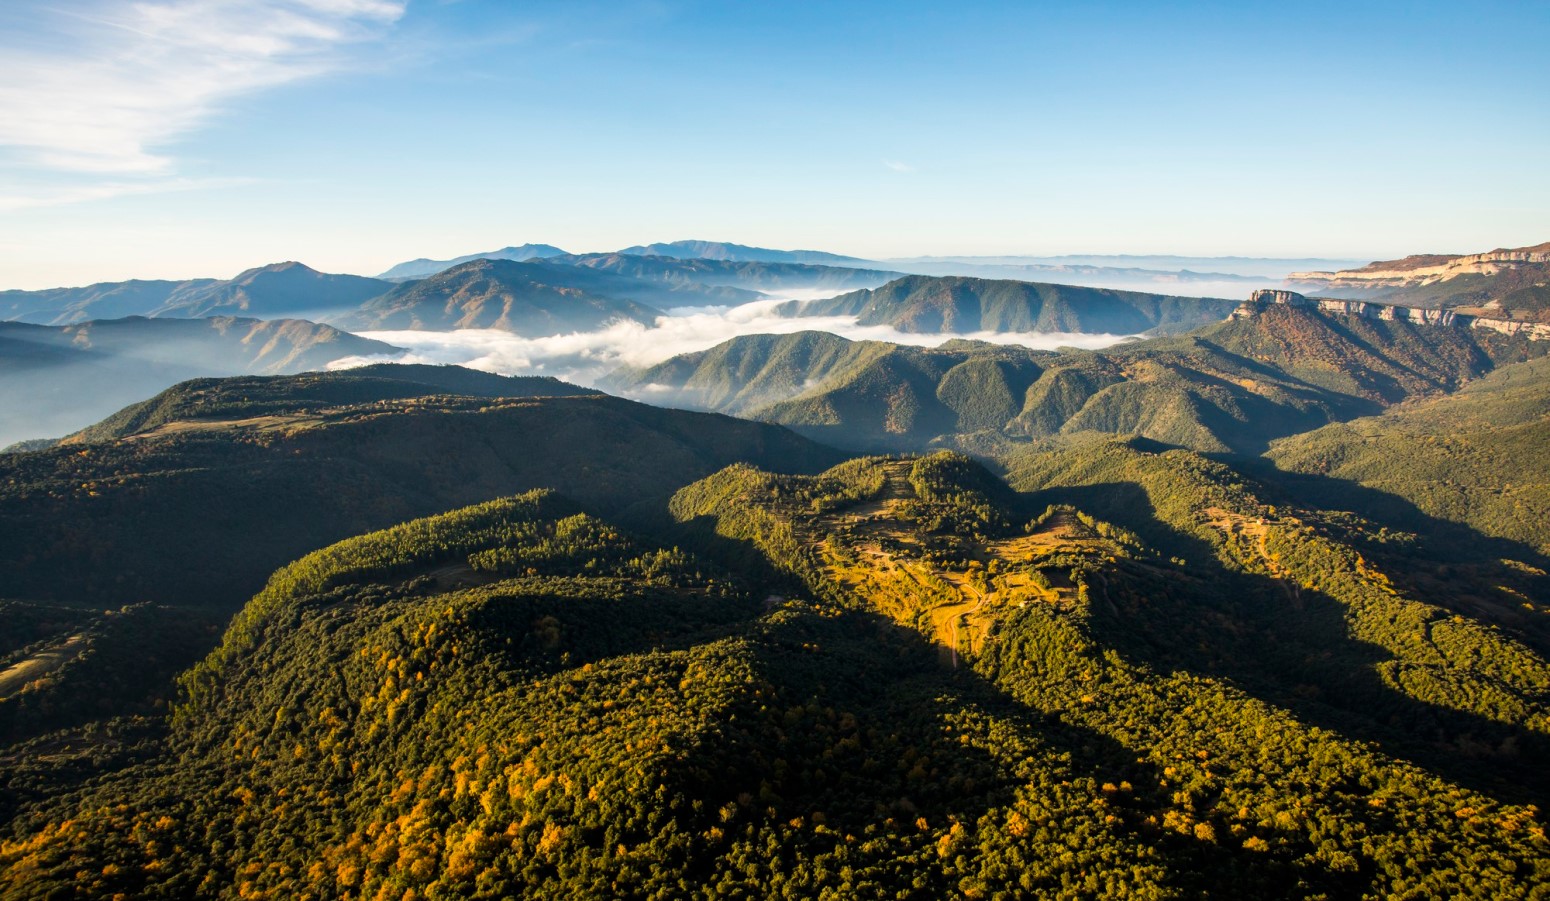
[776,274,1240,335]
[1288,240,1550,321]
[333,258,674,334]
[616,239,868,265]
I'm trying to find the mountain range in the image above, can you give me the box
[0,262,393,326]
[3,376,1546,896]
[0,260,1259,446]
[376,242,1364,293]
[333,258,685,334]
[376,243,570,280]
[7,240,1539,334]
[4,239,1550,897]
[0,253,897,331]
[609,295,1542,453]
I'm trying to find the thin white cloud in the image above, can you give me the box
[0,0,403,204]
[327,295,1135,390]
[882,158,915,173]
[0,175,254,212]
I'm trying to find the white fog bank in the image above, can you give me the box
[326,297,1136,388]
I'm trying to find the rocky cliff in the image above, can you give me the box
[1288,242,1550,288]
[1232,289,1550,340]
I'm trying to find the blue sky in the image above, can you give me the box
[0,0,1546,288]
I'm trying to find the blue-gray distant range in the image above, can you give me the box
[373,239,1361,297]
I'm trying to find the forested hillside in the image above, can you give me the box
[0,367,840,612]
[674,451,1550,893]
[2,283,1550,898]
[609,304,1542,453]
[774,275,1239,334]
[1263,356,1550,553]
[4,451,1544,897]
[0,366,842,759]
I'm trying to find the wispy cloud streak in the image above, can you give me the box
[0,0,403,204]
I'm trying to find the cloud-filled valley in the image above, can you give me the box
[327,294,1137,392]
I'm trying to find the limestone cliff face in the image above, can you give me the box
[1288,242,1550,288]
[1470,317,1550,340]
[1231,289,1550,340]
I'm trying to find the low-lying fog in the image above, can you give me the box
[327,295,1137,390]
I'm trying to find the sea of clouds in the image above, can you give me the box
[326,293,1137,396]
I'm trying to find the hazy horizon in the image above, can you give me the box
[0,244,1370,294]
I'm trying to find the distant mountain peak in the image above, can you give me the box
[229,260,319,280]
[376,244,569,280]
[615,240,867,265]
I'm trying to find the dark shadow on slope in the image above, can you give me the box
[1185,385,1349,457]
[1232,458,1550,651]
[1022,481,1550,808]
[673,511,1365,897]
[1192,342,1385,414]
[734,605,1325,899]
[453,583,768,678]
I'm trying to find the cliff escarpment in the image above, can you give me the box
[1286,242,1550,322]
[1234,289,1550,340]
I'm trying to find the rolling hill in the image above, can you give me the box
[774,274,1240,334]
[0,366,841,754]
[64,362,597,444]
[1262,355,1550,554]
[0,316,399,447]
